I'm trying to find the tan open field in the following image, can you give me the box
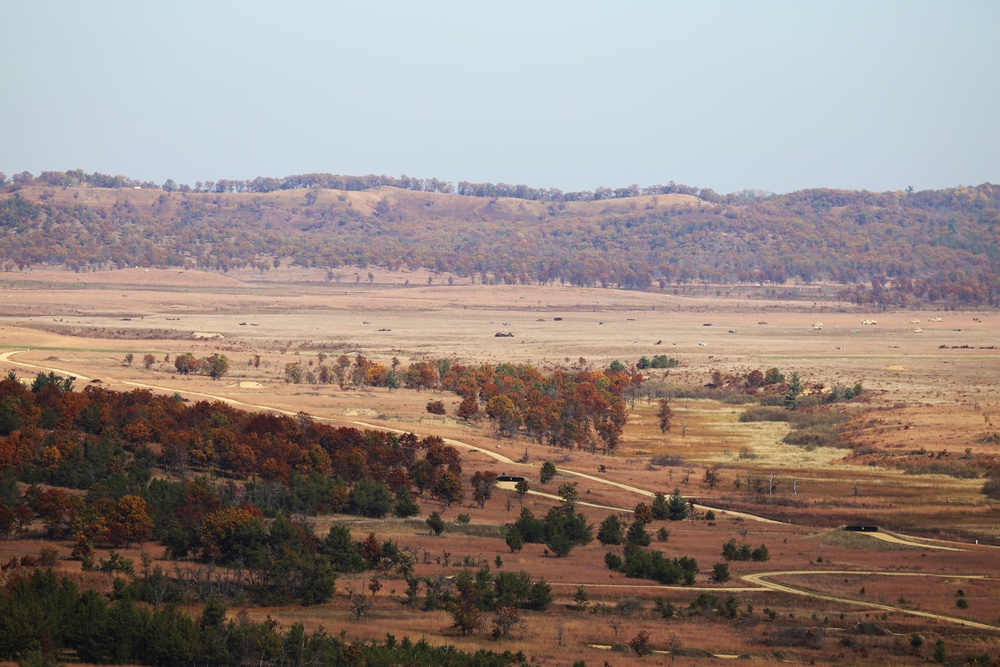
[1,268,998,664]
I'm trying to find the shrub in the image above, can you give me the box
[573,585,589,611]
[934,639,946,664]
[511,507,545,543]
[346,477,394,518]
[651,492,669,520]
[38,546,59,567]
[689,592,719,614]
[649,453,684,467]
[720,392,757,405]
[393,488,420,517]
[425,400,446,415]
[426,511,445,536]
[654,597,675,618]
[905,462,981,479]
[722,538,771,561]
[621,547,698,585]
[739,406,790,423]
[787,409,848,429]
[504,527,524,553]
[649,355,679,369]
[666,488,689,520]
[629,630,651,656]
[759,394,787,406]
[765,627,824,649]
[625,520,651,547]
[544,507,593,557]
[782,425,844,449]
[711,562,730,582]
[597,514,625,546]
[616,596,642,616]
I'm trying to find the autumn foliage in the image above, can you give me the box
[3,176,999,305]
[437,362,637,454]
[0,372,466,557]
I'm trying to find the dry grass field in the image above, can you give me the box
[0,268,998,665]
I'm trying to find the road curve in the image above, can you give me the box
[742,570,997,630]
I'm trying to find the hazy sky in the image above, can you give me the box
[2,1,997,194]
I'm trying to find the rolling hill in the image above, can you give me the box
[1,172,997,306]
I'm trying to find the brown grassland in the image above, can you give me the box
[1,267,998,665]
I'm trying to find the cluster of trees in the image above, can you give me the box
[454,179,723,203]
[836,271,996,308]
[281,355,457,393]
[1,169,157,190]
[708,366,787,393]
[0,371,467,560]
[599,490,699,584]
[0,168,720,202]
[503,485,593,558]
[174,353,230,378]
[0,569,527,667]
[721,538,770,562]
[636,355,679,370]
[420,566,553,638]
[0,369,465,491]
[284,353,404,390]
[436,362,637,454]
[2,175,998,304]
[0,370,476,611]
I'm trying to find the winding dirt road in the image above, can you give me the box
[742,570,997,630]
[3,349,995,630]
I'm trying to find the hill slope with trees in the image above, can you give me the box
[0,170,997,306]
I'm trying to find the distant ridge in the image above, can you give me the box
[0,170,997,306]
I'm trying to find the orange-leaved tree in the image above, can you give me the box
[105,494,153,547]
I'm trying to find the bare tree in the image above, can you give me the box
[346,585,372,620]
[665,633,682,666]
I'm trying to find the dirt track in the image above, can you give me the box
[741,570,998,630]
[6,348,999,632]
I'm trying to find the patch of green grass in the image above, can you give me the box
[816,530,919,551]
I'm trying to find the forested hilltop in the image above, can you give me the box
[1,170,998,306]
